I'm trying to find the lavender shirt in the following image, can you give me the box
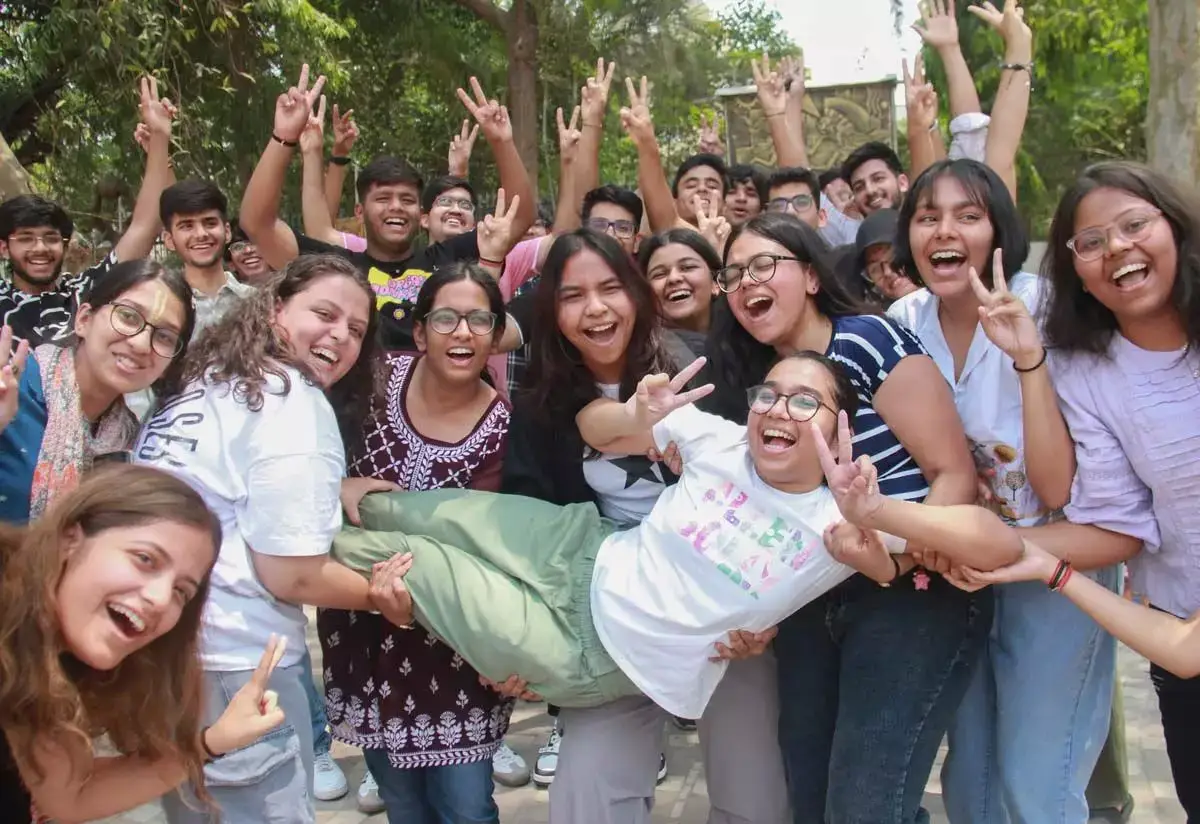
[1050,336,1200,617]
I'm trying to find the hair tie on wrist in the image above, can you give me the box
[328,155,352,166]
[1013,348,1047,373]
[201,727,221,760]
[271,133,298,148]
[479,256,504,267]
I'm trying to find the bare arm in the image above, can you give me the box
[903,56,947,181]
[1017,521,1140,570]
[1018,362,1075,507]
[973,0,1033,201]
[253,551,374,610]
[553,106,583,232]
[299,97,344,246]
[457,78,536,239]
[862,499,1023,569]
[570,58,617,224]
[619,76,685,231]
[114,77,176,262]
[753,55,806,168]
[577,358,711,454]
[914,0,983,121]
[778,55,810,168]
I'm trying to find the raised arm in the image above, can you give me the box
[913,0,983,123]
[577,358,712,454]
[299,96,344,246]
[779,54,810,168]
[973,0,1033,201]
[903,56,947,181]
[240,64,326,269]
[322,103,359,222]
[753,54,806,168]
[447,118,479,179]
[553,105,583,232]
[457,77,536,240]
[572,58,617,213]
[113,77,176,262]
[619,76,684,232]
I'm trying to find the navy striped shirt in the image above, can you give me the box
[827,314,930,502]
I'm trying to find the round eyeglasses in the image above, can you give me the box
[424,308,497,336]
[765,194,815,214]
[746,385,835,422]
[1066,209,1162,262]
[584,217,637,239]
[109,303,184,358]
[716,254,799,293]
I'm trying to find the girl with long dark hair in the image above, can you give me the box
[704,212,986,823]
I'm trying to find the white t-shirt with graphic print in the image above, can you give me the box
[133,365,345,671]
[589,404,853,718]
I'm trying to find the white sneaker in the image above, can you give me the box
[313,752,349,801]
[492,742,531,787]
[532,723,561,787]
[357,769,385,814]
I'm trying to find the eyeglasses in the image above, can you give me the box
[433,196,475,212]
[1067,209,1162,262]
[8,231,64,248]
[584,217,637,240]
[865,260,898,283]
[228,241,254,255]
[424,308,497,336]
[746,385,836,423]
[716,254,799,293]
[109,303,184,358]
[765,194,815,214]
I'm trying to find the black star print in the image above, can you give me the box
[609,455,662,490]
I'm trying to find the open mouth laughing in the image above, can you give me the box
[760,427,797,453]
[928,249,968,277]
[1110,261,1150,290]
[742,294,774,321]
[107,602,147,639]
[581,321,619,345]
[446,345,476,366]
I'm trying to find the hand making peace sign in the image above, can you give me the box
[812,410,885,525]
[630,356,714,429]
[619,76,655,148]
[557,105,582,165]
[0,326,30,435]
[447,119,480,177]
[968,247,1044,369]
[477,188,524,263]
[751,53,787,118]
[695,195,731,254]
[457,78,513,144]
[202,635,289,756]
[581,57,617,127]
[274,64,327,144]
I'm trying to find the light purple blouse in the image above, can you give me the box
[1050,336,1200,617]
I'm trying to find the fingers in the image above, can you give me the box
[676,383,716,406]
[902,58,913,86]
[469,76,488,106]
[569,105,580,132]
[639,76,648,103]
[991,247,1008,292]
[456,86,479,115]
[556,106,566,133]
[836,409,854,468]
[669,356,707,391]
[250,634,282,689]
[296,63,310,93]
[624,76,638,105]
[811,419,839,481]
[315,94,327,125]
[967,264,992,305]
[505,193,521,220]
[603,58,616,87]
[366,478,403,493]
[494,187,507,219]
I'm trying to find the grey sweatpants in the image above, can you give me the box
[550,650,791,824]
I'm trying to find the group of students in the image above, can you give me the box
[0,1,1198,823]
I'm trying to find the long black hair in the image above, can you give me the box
[892,158,1029,289]
[703,213,869,423]
[522,229,673,427]
[1041,161,1200,355]
[79,259,195,396]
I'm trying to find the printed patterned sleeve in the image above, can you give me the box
[71,252,118,299]
[829,314,927,399]
[1052,355,1161,548]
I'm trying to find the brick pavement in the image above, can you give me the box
[105,640,1184,824]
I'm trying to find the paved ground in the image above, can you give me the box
[107,638,1184,824]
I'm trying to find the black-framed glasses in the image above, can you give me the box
[584,217,636,240]
[433,195,475,212]
[424,308,497,336]
[108,303,184,358]
[1066,209,1162,262]
[746,385,836,422]
[716,254,799,293]
[765,194,815,214]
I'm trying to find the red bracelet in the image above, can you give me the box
[478,256,504,267]
[1054,565,1074,592]
[1049,559,1073,592]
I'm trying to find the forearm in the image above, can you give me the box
[492,139,536,236]
[114,132,173,261]
[576,397,652,453]
[907,120,947,181]
[780,97,809,167]
[241,141,301,269]
[1018,521,1140,570]
[301,148,342,245]
[1020,365,1076,508]
[635,139,681,231]
[323,162,349,221]
[28,754,184,824]
[937,45,983,119]
[553,157,581,232]
[258,553,373,611]
[863,499,1023,569]
[985,39,1033,202]
[576,121,604,201]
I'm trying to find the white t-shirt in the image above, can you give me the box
[887,272,1054,526]
[133,365,346,670]
[582,383,669,525]
[589,405,853,718]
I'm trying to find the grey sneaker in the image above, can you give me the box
[356,769,385,814]
[492,742,531,787]
[533,723,561,787]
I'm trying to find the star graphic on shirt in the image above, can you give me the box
[609,455,662,490]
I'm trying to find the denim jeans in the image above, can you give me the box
[942,569,1119,823]
[163,663,315,823]
[1151,662,1200,822]
[299,646,332,757]
[361,749,499,824]
[775,574,993,824]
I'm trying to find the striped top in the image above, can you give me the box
[826,314,931,502]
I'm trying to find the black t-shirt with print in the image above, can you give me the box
[0,253,116,347]
[296,232,480,351]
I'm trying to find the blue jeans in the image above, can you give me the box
[775,574,993,824]
[941,569,1118,823]
[299,646,332,757]
[362,749,499,824]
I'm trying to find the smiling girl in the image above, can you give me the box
[133,254,415,823]
[0,465,286,823]
[322,263,515,823]
[0,259,194,524]
[637,228,720,359]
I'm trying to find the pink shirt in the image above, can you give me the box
[486,237,543,397]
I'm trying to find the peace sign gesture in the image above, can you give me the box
[274,63,327,144]
[968,248,1044,368]
[457,77,513,145]
[138,75,177,140]
[631,357,714,428]
[902,55,939,133]
[581,57,617,127]
[557,105,582,165]
[447,119,479,177]
[202,635,289,756]
[331,104,359,156]
[619,76,655,148]
[695,195,731,254]
[477,187,523,263]
[0,326,30,435]
[812,410,884,524]
[751,53,787,117]
[298,94,328,157]
[698,111,724,155]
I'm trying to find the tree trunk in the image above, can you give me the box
[1147,0,1200,182]
[0,131,33,200]
[507,0,540,196]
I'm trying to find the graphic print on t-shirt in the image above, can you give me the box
[582,451,667,525]
[681,480,825,599]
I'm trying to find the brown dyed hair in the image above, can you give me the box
[0,465,220,793]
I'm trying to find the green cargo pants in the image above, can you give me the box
[331,488,639,708]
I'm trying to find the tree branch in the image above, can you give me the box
[447,0,509,34]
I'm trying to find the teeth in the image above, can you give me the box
[1112,263,1147,280]
[311,347,337,364]
[109,603,146,633]
[448,347,473,356]
[667,289,691,301]
[586,323,615,333]
[763,428,797,442]
[930,250,964,262]
[385,218,406,226]
[746,296,772,307]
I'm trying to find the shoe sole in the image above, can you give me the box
[494,771,532,788]
[314,787,349,802]
[533,772,555,787]
[357,801,386,815]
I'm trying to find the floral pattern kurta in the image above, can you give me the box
[319,353,513,767]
